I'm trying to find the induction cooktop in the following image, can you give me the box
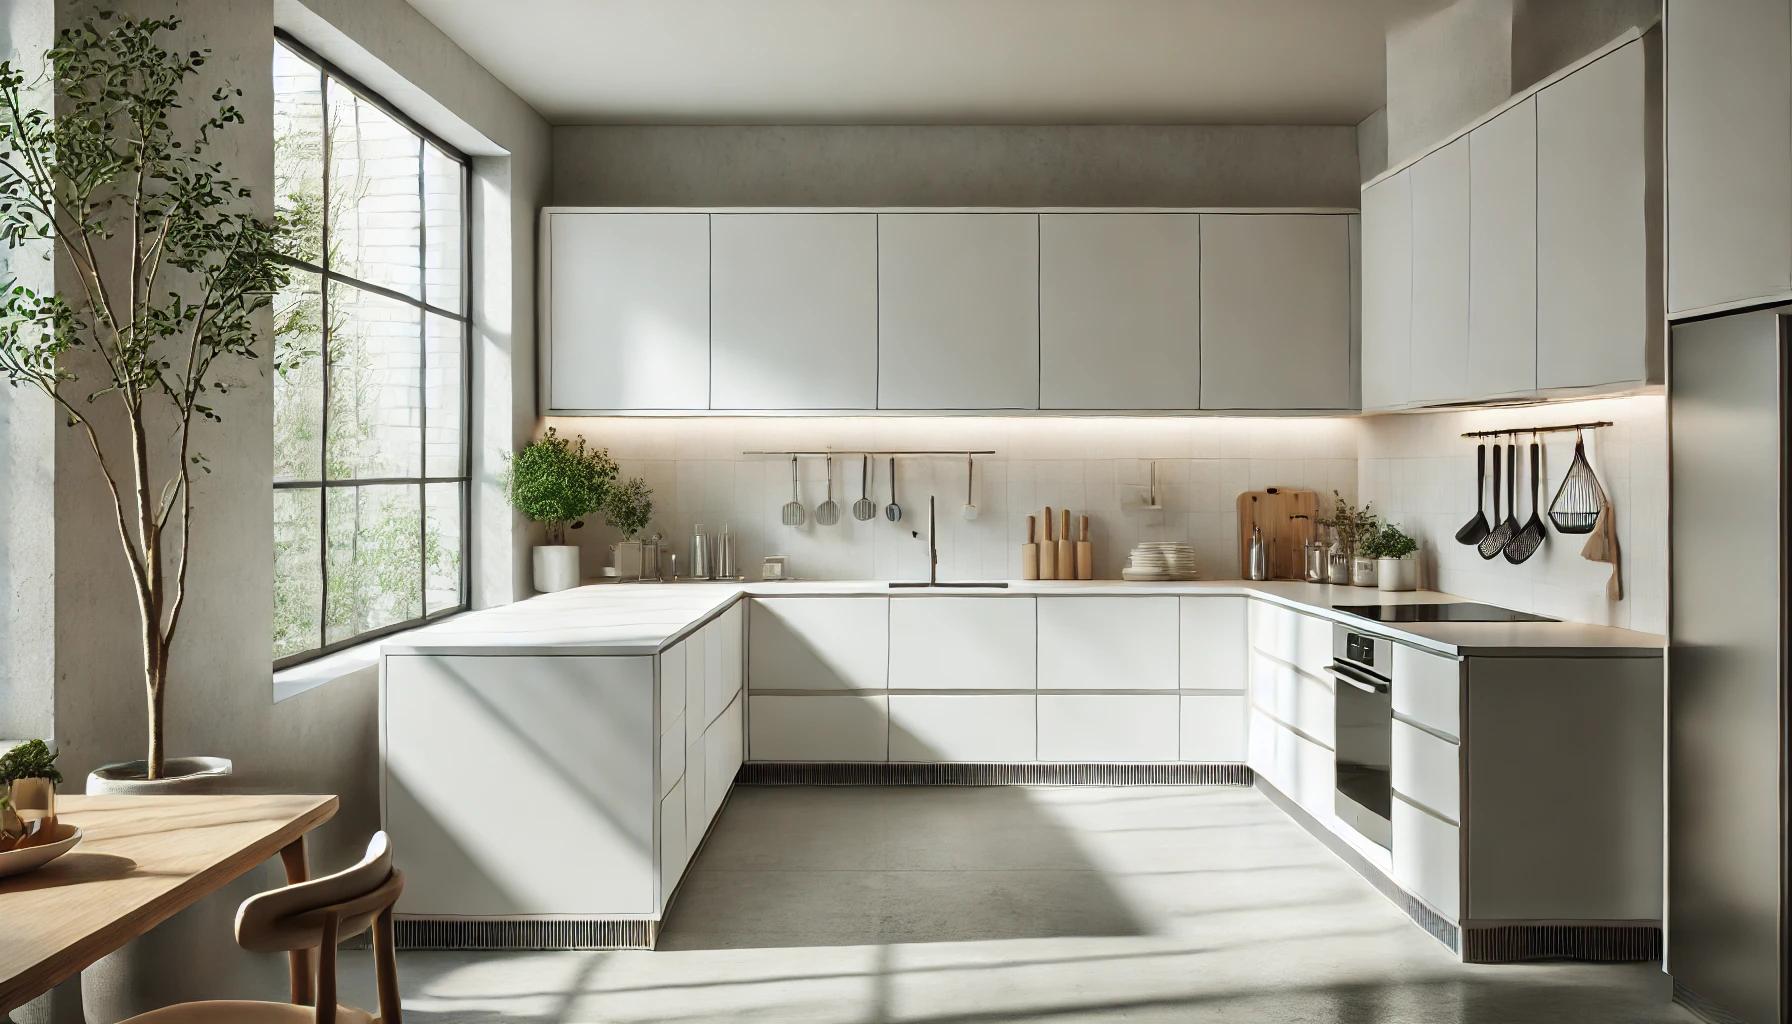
[1331,602,1557,623]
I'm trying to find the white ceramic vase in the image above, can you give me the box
[1350,556,1379,588]
[69,756,286,1024]
[1378,555,1419,592]
[612,540,644,582]
[532,544,581,593]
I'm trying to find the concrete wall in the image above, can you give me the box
[551,124,1363,208]
[23,0,549,876]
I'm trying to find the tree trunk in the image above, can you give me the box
[146,656,166,781]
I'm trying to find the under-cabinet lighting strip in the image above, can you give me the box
[1458,420,1613,439]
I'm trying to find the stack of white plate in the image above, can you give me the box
[1122,542,1199,581]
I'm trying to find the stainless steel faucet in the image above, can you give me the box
[890,494,1007,588]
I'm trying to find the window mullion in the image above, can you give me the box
[417,134,428,619]
[316,58,332,653]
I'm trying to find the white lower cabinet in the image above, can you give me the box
[1037,597,1179,690]
[1393,796,1462,920]
[889,695,1036,762]
[749,694,888,761]
[658,778,687,911]
[684,632,707,748]
[749,597,889,690]
[659,716,685,798]
[1248,601,1333,679]
[1391,719,1459,823]
[889,597,1036,690]
[1179,596,1247,690]
[684,735,706,851]
[1248,649,1335,747]
[1392,645,1461,739]
[1246,707,1333,823]
[1180,694,1246,761]
[705,694,743,820]
[1038,695,1179,762]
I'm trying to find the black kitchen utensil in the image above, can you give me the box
[1503,441,1547,564]
[1478,439,1516,560]
[1548,431,1604,534]
[1454,443,1492,545]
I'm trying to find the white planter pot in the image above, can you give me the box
[532,544,581,593]
[1378,556,1419,592]
[71,756,286,1024]
[1350,556,1379,588]
[612,540,644,582]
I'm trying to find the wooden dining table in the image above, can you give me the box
[0,792,338,1017]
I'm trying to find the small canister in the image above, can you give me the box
[690,525,711,581]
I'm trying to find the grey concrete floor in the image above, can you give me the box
[348,785,1696,1023]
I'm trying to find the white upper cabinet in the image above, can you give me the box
[1361,171,1412,411]
[1666,0,1792,316]
[877,214,1040,410]
[1407,138,1471,405]
[1038,214,1201,410]
[710,214,878,410]
[1468,97,1539,398]
[544,212,709,412]
[1198,215,1354,410]
[1537,38,1662,391]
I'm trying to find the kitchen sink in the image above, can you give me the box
[888,581,1010,588]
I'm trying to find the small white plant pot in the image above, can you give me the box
[532,545,582,593]
[1351,556,1379,588]
[1378,555,1419,592]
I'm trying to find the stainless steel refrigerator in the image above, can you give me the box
[1669,306,1789,1024]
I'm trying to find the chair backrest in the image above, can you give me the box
[235,831,402,953]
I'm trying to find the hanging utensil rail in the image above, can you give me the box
[1458,420,1611,439]
[742,449,997,456]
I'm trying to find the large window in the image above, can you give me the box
[272,36,469,666]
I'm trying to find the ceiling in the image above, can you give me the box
[404,0,1444,126]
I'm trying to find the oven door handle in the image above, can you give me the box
[1326,663,1390,694]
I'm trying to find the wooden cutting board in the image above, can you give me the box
[1236,488,1321,580]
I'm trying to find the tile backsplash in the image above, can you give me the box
[545,417,1360,584]
[1356,395,1667,634]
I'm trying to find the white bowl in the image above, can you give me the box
[0,822,82,879]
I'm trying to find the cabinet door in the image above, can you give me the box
[1198,214,1353,410]
[1180,596,1247,690]
[1408,138,1471,404]
[546,212,709,411]
[1036,596,1179,690]
[658,777,687,911]
[1360,171,1413,410]
[889,695,1036,762]
[1393,797,1462,919]
[748,598,889,691]
[710,214,877,409]
[1667,0,1792,315]
[1469,98,1539,397]
[888,597,1036,690]
[1180,694,1246,761]
[1537,39,1660,390]
[684,628,707,750]
[878,214,1039,410]
[704,694,742,821]
[749,694,888,761]
[1039,214,1200,410]
[1038,695,1180,761]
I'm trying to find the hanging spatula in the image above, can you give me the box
[853,455,878,521]
[1454,443,1491,546]
[781,456,806,527]
[1477,440,1515,560]
[815,454,841,526]
[1503,440,1547,564]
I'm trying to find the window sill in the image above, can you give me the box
[273,612,471,703]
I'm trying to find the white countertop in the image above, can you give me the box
[382,578,1665,660]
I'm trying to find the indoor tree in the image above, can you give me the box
[0,15,291,779]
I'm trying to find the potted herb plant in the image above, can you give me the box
[508,427,618,592]
[1365,523,1421,592]
[0,16,289,785]
[1319,493,1379,586]
[0,739,61,831]
[602,476,655,580]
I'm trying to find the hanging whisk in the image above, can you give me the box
[1548,430,1605,534]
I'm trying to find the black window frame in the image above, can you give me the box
[272,31,473,670]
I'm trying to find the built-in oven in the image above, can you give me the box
[1330,625,1393,850]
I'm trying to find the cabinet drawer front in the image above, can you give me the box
[1248,649,1335,747]
[1392,719,1459,823]
[1037,597,1179,690]
[1246,708,1334,820]
[749,694,888,761]
[749,598,890,690]
[684,737,706,861]
[1037,694,1179,761]
[685,631,708,749]
[889,597,1036,690]
[1180,694,1246,761]
[720,603,744,707]
[1393,797,1462,920]
[704,694,743,821]
[889,695,1036,762]
[659,778,687,912]
[1392,645,1461,739]
[1248,601,1332,679]
[1179,597,1247,690]
[659,642,686,734]
[659,718,685,798]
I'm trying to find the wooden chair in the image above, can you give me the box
[119,832,404,1024]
